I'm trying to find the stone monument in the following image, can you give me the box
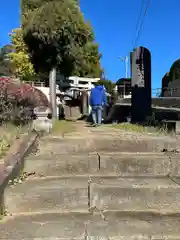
[131,46,152,122]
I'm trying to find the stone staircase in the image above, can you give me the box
[1,125,180,239]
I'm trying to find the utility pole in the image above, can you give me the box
[49,68,57,119]
[120,56,129,78]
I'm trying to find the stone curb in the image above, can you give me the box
[0,131,39,218]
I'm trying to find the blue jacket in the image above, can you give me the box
[90,85,107,106]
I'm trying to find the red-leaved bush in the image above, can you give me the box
[0,77,50,125]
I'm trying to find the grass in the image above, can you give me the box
[104,122,169,135]
[104,123,146,133]
[51,120,76,136]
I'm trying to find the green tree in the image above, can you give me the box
[0,45,13,59]
[0,45,14,77]
[22,0,102,78]
[22,0,92,75]
[97,79,115,94]
[72,41,103,78]
[8,28,35,80]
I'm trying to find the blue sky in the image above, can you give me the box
[1,1,180,89]
[0,1,20,45]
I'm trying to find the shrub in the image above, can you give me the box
[0,77,49,125]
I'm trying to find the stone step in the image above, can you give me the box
[5,176,180,214]
[25,153,99,176]
[25,152,180,177]
[39,137,178,153]
[5,177,88,214]
[99,152,180,177]
[1,211,180,239]
[90,177,180,211]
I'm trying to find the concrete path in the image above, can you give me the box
[1,122,180,239]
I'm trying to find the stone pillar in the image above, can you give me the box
[131,46,152,123]
[49,68,57,119]
[82,91,88,116]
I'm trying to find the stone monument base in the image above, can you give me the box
[32,106,52,133]
[32,118,52,133]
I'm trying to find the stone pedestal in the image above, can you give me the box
[32,107,52,133]
[162,120,176,136]
[32,118,52,133]
[176,121,180,135]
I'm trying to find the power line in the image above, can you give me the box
[121,0,150,78]
[135,0,146,33]
[133,0,151,48]
[131,0,145,51]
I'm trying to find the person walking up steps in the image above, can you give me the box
[89,83,107,126]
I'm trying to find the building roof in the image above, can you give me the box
[116,78,131,85]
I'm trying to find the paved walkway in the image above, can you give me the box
[1,122,180,239]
